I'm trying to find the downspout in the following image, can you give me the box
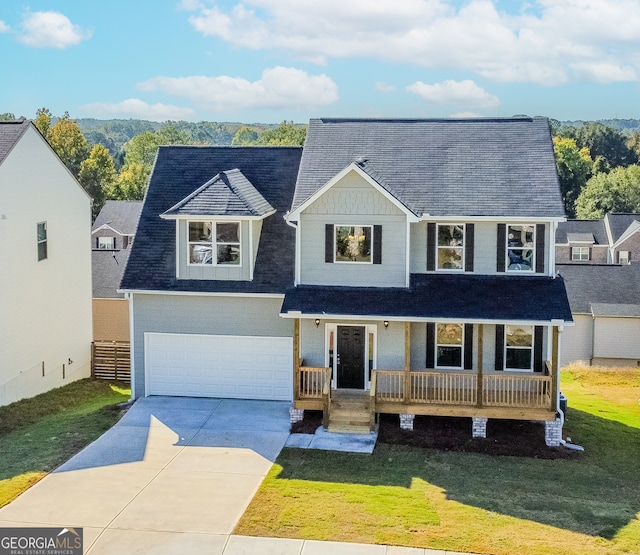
[555,325,584,451]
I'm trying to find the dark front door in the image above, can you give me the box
[336,326,365,389]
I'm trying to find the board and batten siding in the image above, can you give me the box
[177,219,261,281]
[130,293,293,397]
[298,172,408,287]
[0,125,92,406]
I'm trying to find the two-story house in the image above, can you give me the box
[121,118,572,446]
[0,121,93,406]
[556,213,640,264]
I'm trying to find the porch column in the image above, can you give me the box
[293,318,300,401]
[403,322,411,403]
[476,324,483,407]
[551,325,559,413]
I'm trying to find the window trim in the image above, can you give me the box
[187,220,242,267]
[334,224,373,264]
[506,224,535,273]
[436,223,465,272]
[504,324,534,372]
[434,322,464,370]
[571,246,590,261]
[37,221,47,261]
[618,250,630,265]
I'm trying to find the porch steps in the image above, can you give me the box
[327,390,373,434]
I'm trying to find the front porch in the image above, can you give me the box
[292,321,561,433]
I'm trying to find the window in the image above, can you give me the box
[335,225,372,263]
[619,250,630,265]
[37,222,47,261]
[507,225,534,271]
[571,246,590,261]
[97,236,116,250]
[436,323,463,368]
[188,221,240,265]
[437,224,464,270]
[505,325,533,371]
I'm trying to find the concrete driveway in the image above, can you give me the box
[0,397,291,554]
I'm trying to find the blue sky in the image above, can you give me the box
[1,0,640,123]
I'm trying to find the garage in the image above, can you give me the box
[144,332,293,400]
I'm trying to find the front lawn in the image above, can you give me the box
[236,366,640,555]
[0,379,130,508]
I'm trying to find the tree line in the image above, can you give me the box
[1,109,306,219]
[3,109,640,221]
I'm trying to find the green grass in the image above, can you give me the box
[236,366,640,555]
[0,379,130,507]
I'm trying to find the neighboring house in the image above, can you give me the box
[91,201,142,342]
[0,121,92,406]
[557,263,640,367]
[556,213,640,264]
[121,118,573,446]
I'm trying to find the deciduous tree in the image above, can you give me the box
[575,165,640,219]
[47,112,90,177]
[231,125,258,145]
[256,121,306,146]
[553,137,593,218]
[78,144,117,217]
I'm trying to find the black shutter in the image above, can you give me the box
[373,225,382,264]
[426,322,435,368]
[495,324,505,371]
[325,224,334,263]
[535,224,545,273]
[427,223,436,271]
[464,323,473,370]
[534,326,544,372]
[496,224,506,272]
[465,224,474,272]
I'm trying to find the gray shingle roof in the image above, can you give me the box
[92,200,143,235]
[591,303,640,318]
[162,168,274,218]
[605,213,640,243]
[0,121,30,166]
[557,263,640,314]
[292,117,565,218]
[92,249,131,298]
[120,146,302,293]
[555,220,608,245]
[282,274,572,323]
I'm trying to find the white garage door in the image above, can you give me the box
[145,333,293,400]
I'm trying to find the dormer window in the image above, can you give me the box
[188,221,241,266]
[97,236,116,250]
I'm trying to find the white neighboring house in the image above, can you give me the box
[0,120,93,406]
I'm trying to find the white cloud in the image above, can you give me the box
[183,0,640,85]
[0,20,10,33]
[375,82,396,92]
[407,80,500,110]
[78,99,195,121]
[137,66,338,112]
[18,11,92,49]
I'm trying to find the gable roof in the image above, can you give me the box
[557,263,640,314]
[555,220,608,245]
[605,213,640,244]
[162,168,274,218]
[120,146,302,294]
[0,121,30,166]
[292,117,565,218]
[92,200,143,235]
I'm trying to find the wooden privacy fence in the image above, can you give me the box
[92,341,131,382]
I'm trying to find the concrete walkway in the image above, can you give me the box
[0,397,474,555]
